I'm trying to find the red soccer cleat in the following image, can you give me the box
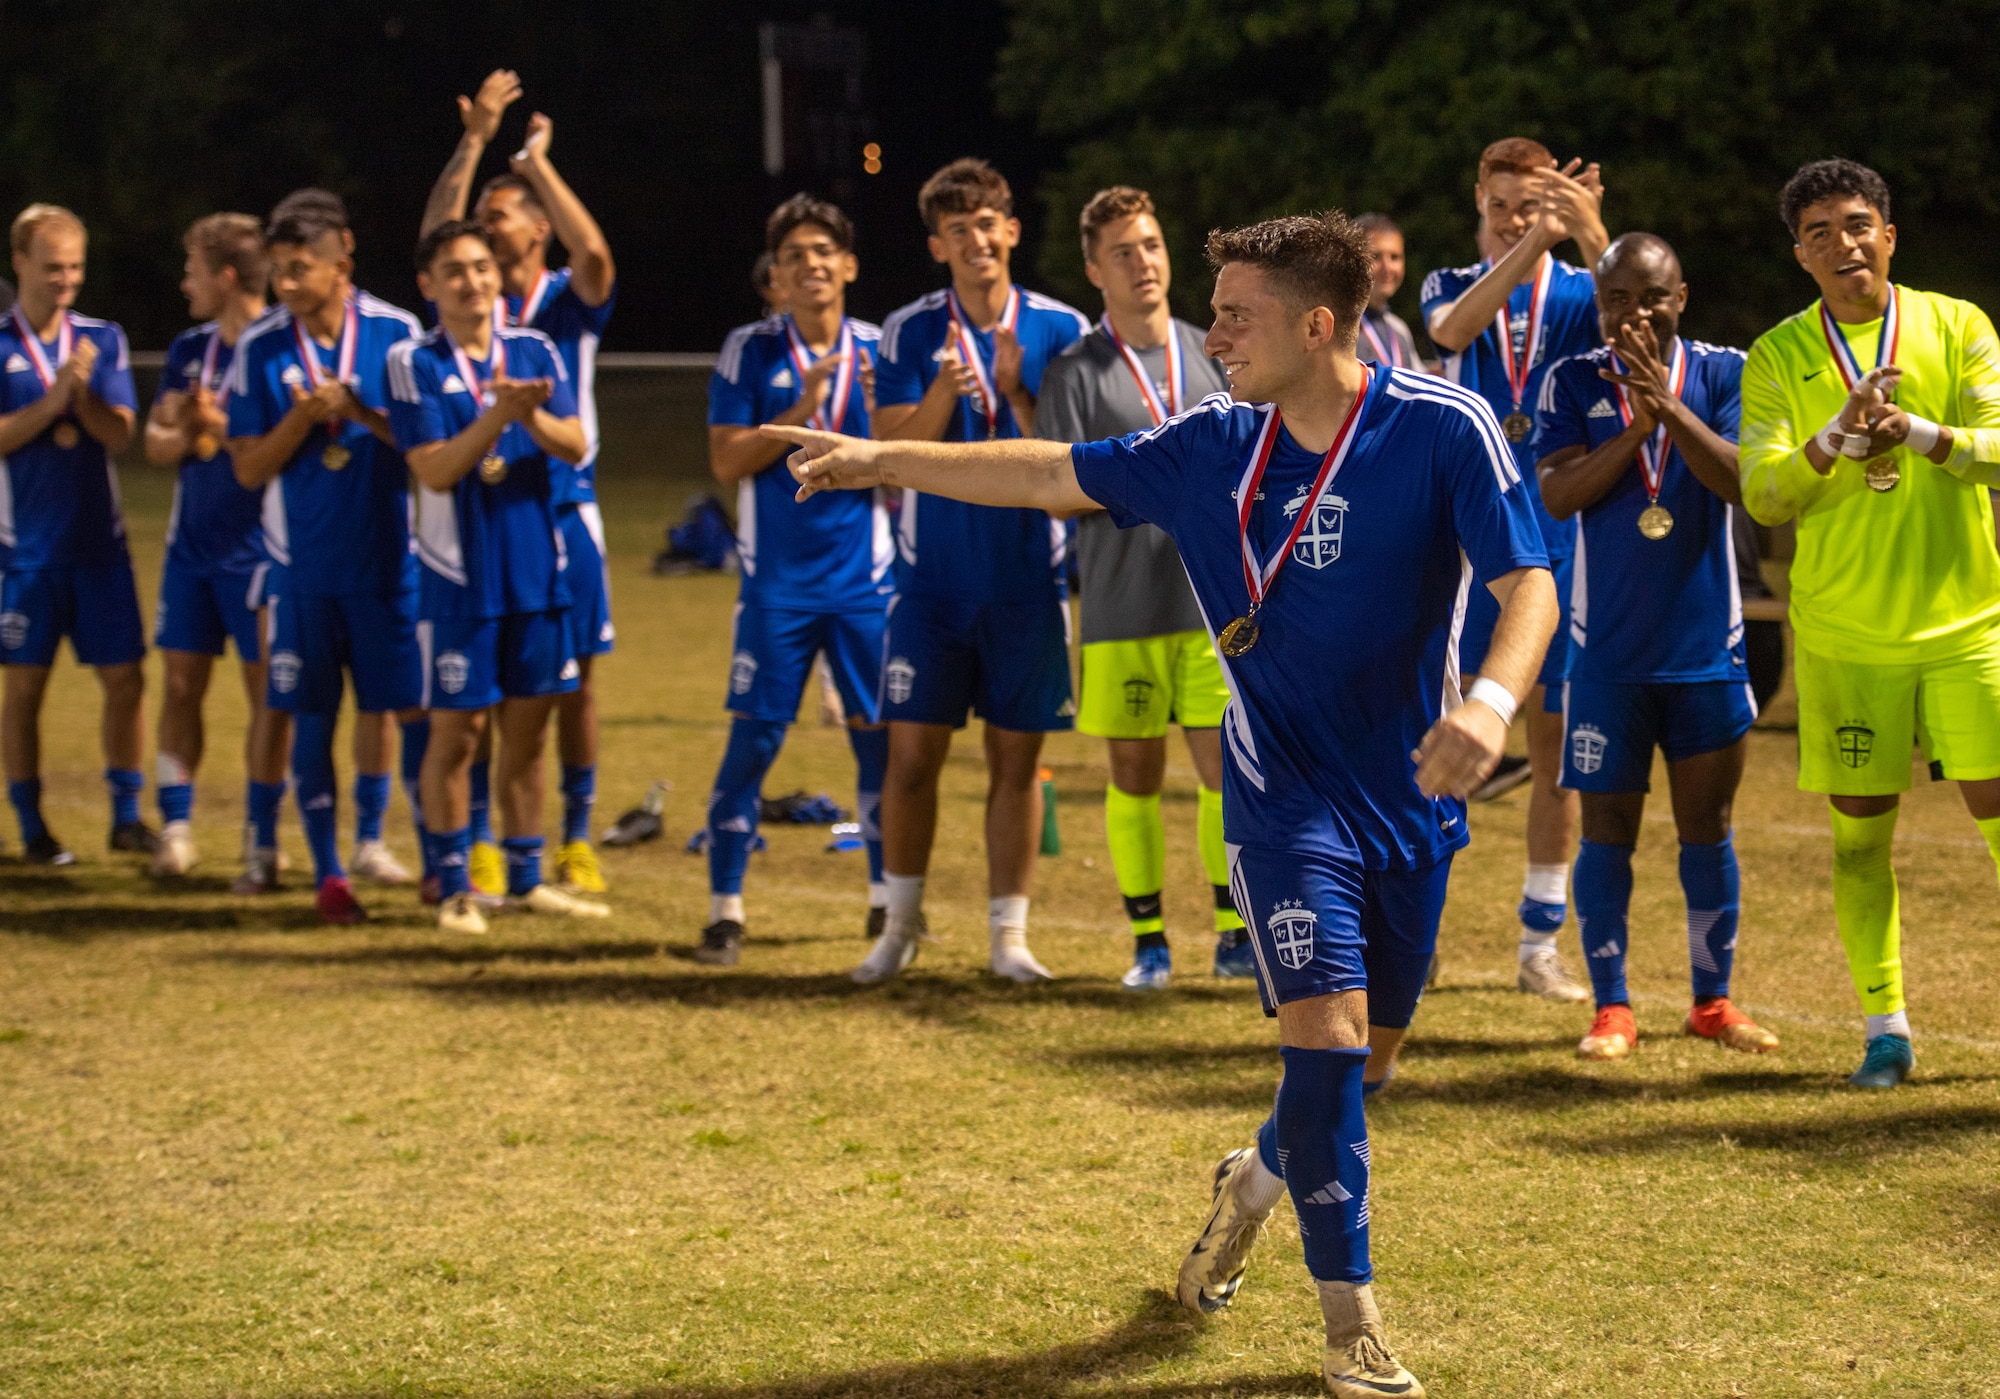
[419,874,442,907]
[1578,1003,1638,1060]
[1685,997,1779,1053]
[315,875,367,926]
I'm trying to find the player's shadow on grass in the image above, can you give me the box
[1379,1065,1833,1109]
[213,939,679,967]
[1552,1100,2000,1158]
[0,901,285,937]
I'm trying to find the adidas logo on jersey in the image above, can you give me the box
[182,359,202,378]
[281,364,306,387]
[1303,1179,1352,1206]
[1587,398,1617,418]
[4,354,29,374]
[440,374,469,395]
[770,367,794,389]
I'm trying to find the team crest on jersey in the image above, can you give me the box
[1571,723,1607,775]
[1286,492,1348,570]
[270,650,302,693]
[4,354,29,374]
[729,651,758,695]
[770,367,794,389]
[0,611,28,650]
[1268,900,1318,971]
[1122,677,1154,717]
[437,651,470,695]
[1837,722,1875,768]
[1587,398,1617,419]
[885,656,915,705]
[280,364,305,387]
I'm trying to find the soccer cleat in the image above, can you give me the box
[1175,1148,1274,1314]
[437,892,489,936]
[467,840,506,897]
[24,831,76,866]
[1213,937,1258,979]
[315,875,366,925]
[1324,1332,1426,1399]
[1424,952,1441,990]
[990,928,1053,983]
[1848,1033,1914,1089]
[1122,943,1172,991]
[419,874,442,907]
[1685,998,1779,1054]
[1578,1003,1638,1060]
[865,905,887,939]
[516,883,609,918]
[555,840,607,893]
[1469,752,1531,803]
[109,820,160,854]
[695,918,743,966]
[853,916,922,983]
[149,820,198,876]
[1517,947,1590,1002]
[232,838,279,895]
[350,839,412,886]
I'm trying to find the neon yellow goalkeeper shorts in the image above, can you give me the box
[1077,630,1229,740]
[1794,626,2000,795]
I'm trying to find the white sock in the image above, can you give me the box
[1518,929,1557,959]
[1316,1279,1384,1346]
[1236,1147,1287,1215]
[868,880,889,909]
[885,873,925,938]
[709,893,745,924]
[1867,1010,1911,1040]
[989,894,1029,943]
[1523,862,1569,906]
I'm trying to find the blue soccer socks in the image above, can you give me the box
[560,764,595,846]
[353,771,390,845]
[1276,1046,1373,1285]
[467,758,495,848]
[1680,836,1741,1001]
[706,717,787,897]
[248,779,285,850]
[399,717,432,879]
[106,767,144,828]
[291,711,343,883]
[1574,838,1635,1007]
[504,835,544,896]
[434,825,472,899]
[9,778,49,845]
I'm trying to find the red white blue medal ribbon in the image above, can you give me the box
[1609,337,1688,500]
[1359,312,1403,369]
[783,315,855,433]
[291,296,357,398]
[1491,254,1553,414]
[1099,314,1183,426]
[1233,375,1370,611]
[1818,284,1899,394]
[496,269,553,331]
[443,328,500,409]
[197,327,226,398]
[945,286,1020,436]
[9,305,73,392]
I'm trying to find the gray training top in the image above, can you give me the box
[1037,318,1231,644]
[1356,305,1424,369]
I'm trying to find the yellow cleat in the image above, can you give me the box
[468,840,506,898]
[554,839,607,894]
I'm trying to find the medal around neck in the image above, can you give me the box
[1637,503,1675,539]
[1864,457,1901,492]
[194,433,220,461]
[479,452,508,484]
[321,442,351,471]
[1218,612,1261,657]
[1501,412,1533,443]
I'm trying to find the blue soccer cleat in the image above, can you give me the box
[1848,1033,1914,1089]
[1122,942,1171,991]
[1213,937,1258,979]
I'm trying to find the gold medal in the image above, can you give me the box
[321,443,351,471]
[52,422,80,449]
[194,433,220,462]
[478,453,508,484]
[1218,614,1261,658]
[1864,457,1900,492]
[1502,411,1533,443]
[1637,504,1674,539]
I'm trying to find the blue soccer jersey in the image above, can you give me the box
[1534,338,1748,683]
[1421,255,1599,558]
[156,323,263,576]
[0,310,138,569]
[876,285,1089,603]
[502,266,612,505]
[708,313,890,613]
[386,326,578,620]
[1071,367,1549,870]
[226,292,422,595]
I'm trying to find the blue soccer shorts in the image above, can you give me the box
[1460,551,1571,710]
[1228,844,1452,1028]
[154,558,266,659]
[559,502,615,657]
[879,592,1074,733]
[418,610,579,710]
[726,599,888,725]
[0,560,146,668]
[265,585,422,715]
[1560,677,1757,793]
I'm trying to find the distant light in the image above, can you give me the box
[864,157,883,175]
[863,143,881,159]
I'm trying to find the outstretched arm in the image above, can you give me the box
[766,423,1094,515]
[510,114,615,306]
[421,69,522,237]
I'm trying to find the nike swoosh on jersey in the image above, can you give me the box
[1804,367,1828,381]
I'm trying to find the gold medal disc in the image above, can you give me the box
[194,434,220,462]
[1637,504,1675,540]
[1218,615,1260,658]
[478,453,508,484]
[1502,412,1533,443]
[321,443,351,471]
[52,422,80,449]
[1864,457,1901,492]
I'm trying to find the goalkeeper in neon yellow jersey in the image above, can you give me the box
[1740,159,2000,1090]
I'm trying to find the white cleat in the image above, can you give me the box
[437,892,490,936]
[1517,947,1590,1003]
[350,839,413,886]
[990,929,1053,983]
[516,883,609,918]
[1176,1148,1276,1313]
[149,820,199,877]
[1324,1332,1426,1399]
[853,919,920,984]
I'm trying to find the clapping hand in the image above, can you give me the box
[490,375,554,422]
[992,325,1025,399]
[459,70,521,144]
[936,344,980,400]
[1599,319,1670,429]
[1533,159,1606,245]
[52,337,99,408]
[511,113,553,174]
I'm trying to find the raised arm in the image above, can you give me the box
[421,69,522,237]
[1428,231,1549,355]
[767,423,1094,516]
[510,114,614,306]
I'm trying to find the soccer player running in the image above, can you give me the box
[226,193,428,924]
[1740,159,2000,1089]
[858,158,1090,985]
[422,69,617,899]
[1536,233,1780,1061]
[387,221,608,933]
[696,195,889,965]
[1422,137,1606,1002]
[772,211,1556,1399]
[0,205,152,862]
[1352,214,1424,371]
[1034,187,1244,990]
[142,214,291,881]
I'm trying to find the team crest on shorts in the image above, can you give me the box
[0,611,28,650]
[729,651,758,695]
[1571,723,1607,775]
[1287,492,1348,569]
[885,656,915,705]
[436,651,470,695]
[1837,722,1875,768]
[269,650,301,694]
[1122,677,1154,717]
[1268,899,1318,971]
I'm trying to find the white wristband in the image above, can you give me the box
[1840,429,1874,459]
[1903,415,1940,456]
[1465,677,1519,729]
[1815,418,1848,459]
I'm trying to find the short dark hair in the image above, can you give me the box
[185,213,269,294]
[266,187,348,249]
[1478,137,1555,183]
[917,158,1012,232]
[477,174,546,219]
[414,219,492,273]
[1779,159,1892,238]
[1078,186,1155,259]
[1205,211,1374,349]
[1353,212,1400,238]
[766,193,854,253]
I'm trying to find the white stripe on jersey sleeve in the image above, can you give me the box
[880,292,945,365]
[226,307,290,398]
[1022,289,1091,334]
[499,326,566,381]
[357,292,423,335]
[1382,370,1521,490]
[385,338,424,405]
[1126,390,1237,449]
[716,319,767,383]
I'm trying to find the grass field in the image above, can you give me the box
[4,391,2000,1397]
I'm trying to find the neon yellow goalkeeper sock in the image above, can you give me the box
[1830,806,1903,1016]
[1978,815,2000,890]
[1105,784,1165,935]
[1198,783,1244,933]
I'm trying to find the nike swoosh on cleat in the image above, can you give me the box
[1804,367,1828,381]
